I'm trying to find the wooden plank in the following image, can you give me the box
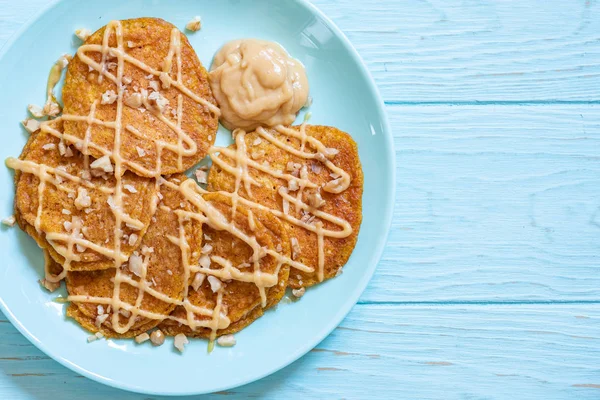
[310,0,600,102]
[0,305,599,399]
[1,0,599,102]
[360,104,600,303]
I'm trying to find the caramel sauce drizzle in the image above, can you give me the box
[6,20,356,344]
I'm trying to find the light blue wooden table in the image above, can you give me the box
[1,0,599,399]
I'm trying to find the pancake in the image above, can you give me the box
[159,191,290,339]
[207,124,363,288]
[66,175,203,338]
[62,18,219,177]
[8,125,157,272]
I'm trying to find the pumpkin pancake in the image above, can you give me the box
[7,124,156,272]
[65,175,202,338]
[207,124,363,288]
[159,191,290,338]
[62,18,219,177]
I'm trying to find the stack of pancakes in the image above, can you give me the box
[9,18,363,343]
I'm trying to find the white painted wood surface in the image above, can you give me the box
[312,0,600,102]
[364,104,600,303]
[1,0,599,399]
[1,305,599,399]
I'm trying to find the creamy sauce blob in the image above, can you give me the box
[7,22,354,346]
[209,39,309,131]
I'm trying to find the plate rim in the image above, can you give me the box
[0,0,396,395]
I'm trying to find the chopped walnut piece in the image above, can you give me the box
[63,145,74,157]
[185,16,202,32]
[135,146,146,157]
[191,273,205,291]
[123,184,138,193]
[148,91,169,113]
[27,104,44,118]
[22,118,41,133]
[42,100,61,117]
[201,244,213,254]
[101,90,118,105]
[148,80,159,92]
[128,233,138,246]
[125,93,143,109]
[292,287,306,298]
[199,254,211,268]
[310,162,322,174]
[63,221,72,232]
[217,334,236,347]
[288,179,299,191]
[128,253,144,278]
[150,330,165,346]
[307,191,325,208]
[74,28,91,41]
[95,313,109,328]
[90,155,114,173]
[195,169,208,184]
[135,333,150,344]
[74,187,92,210]
[335,267,343,277]
[87,332,104,343]
[207,276,222,292]
[2,215,15,227]
[174,333,189,353]
[141,246,154,256]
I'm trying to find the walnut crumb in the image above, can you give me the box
[174,333,189,353]
[27,104,44,118]
[2,215,16,227]
[101,90,118,105]
[217,334,236,347]
[207,276,222,292]
[292,287,306,298]
[135,332,150,344]
[22,118,41,133]
[185,16,202,32]
[74,28,91,41]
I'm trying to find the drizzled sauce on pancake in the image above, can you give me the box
[6,20,358,345]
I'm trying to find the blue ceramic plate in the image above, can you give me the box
[0,0,394,395]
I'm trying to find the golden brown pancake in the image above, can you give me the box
[66,175,202,338]
[207,125,363,288]
[62,18,218,177]
[160,192,290,338]
[12,126,156,271]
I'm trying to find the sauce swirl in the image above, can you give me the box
[209,39,309,131]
